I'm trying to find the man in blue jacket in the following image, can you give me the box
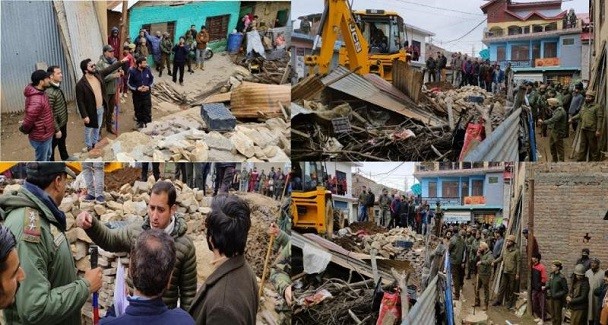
[101,229,194,324]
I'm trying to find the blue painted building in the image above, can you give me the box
[128,1,241,53]
[414,162,506,224]
[480,0,586,85]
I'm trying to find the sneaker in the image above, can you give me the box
[83,194,95,202]
[96,196,105,203]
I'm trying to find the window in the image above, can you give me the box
[532,25,543,33]
[563,38,574,46]
[512,45,530,60]
[508,25,522,35]
[497,46,506,61]
[142,21,176,38]
[545,22,557,32]
[523,26,530,34]
[442,181,459,198]
[472,180,484,196]
[461,178,469,201]
[462,162,472,169]
[429,181,437,197]
[206,15,230,42]
[473,162,485,168]
[544,42,557,57]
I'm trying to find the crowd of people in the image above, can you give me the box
[0,162,292,325]
[19,23,215,161]
[438,222,607,325]
[426,51,508,94]
[521,81,604,162]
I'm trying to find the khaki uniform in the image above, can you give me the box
[572,103,604,161]
[494,245,521,307]
[449,234,466,299]
[0,186,90,325]
[542,106,568,162]
[570,276,590,325]
[546,271,568,325]
[475,250,494,308]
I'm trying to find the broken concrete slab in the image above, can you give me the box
[202,131,235,152]
[230,132,255,158]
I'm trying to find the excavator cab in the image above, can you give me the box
[346,10,408,81]
[290,162,335,238]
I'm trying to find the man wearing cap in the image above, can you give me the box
[586,259,605,325]
[20,70,57,161]
[475,241,494,311]
[97,44,124,135]
[159,32,173,77]
[76,55,128,151]
[492,234,521,309]
[569,83,585,131]
[569,264,591,325]
[577,249,593,273]
[539,97,568,162]
[570,90,604,161]
[545,260,569,325]
[449,229,467,300]
[0,163,103,324]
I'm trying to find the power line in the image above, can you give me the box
[393,0,486,16]
[441,18,487,44]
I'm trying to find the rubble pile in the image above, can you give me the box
[292,80,509,161]
[1,174,286,324]
[91,110,290,162]
[234,50,292,85]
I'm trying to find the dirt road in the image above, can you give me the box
[1,53,236,160]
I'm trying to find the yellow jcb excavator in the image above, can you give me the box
[305,0,409,81]
[290,161,336,238]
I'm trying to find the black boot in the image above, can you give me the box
[159,70,162,77]
[168,70,172,76]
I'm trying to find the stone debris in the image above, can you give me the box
[0,174,287,324]
[94,107,289,162]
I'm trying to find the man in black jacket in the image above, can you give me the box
[127,57,155,129]
[76,55,127,151]
[172,36,189,86]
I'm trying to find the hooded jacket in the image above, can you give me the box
[84,213,197,310]
[0,183,90,325]
[20,84,56,141]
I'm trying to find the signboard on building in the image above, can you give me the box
[443,211,471,224]
[535,57,560,67]
[464,196,486,205]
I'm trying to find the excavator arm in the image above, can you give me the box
[305,0,370,75]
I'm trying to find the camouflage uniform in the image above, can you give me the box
[269,229,291,324]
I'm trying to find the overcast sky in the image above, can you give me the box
[290,0,589,54]
[352,162,417,192]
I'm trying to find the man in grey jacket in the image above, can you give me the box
[568,83,584,132]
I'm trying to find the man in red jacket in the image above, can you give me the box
[20,70,58,161]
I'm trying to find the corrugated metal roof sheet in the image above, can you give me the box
[322,66,446,127]
[1,1,77,113]
[59,1,105,82]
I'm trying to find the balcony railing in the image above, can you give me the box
[483,19,583,41]
[420,197,462,206]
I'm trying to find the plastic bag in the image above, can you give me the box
[376,291,401,325]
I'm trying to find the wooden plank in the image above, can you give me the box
[230,82,289,119]
[202,91,231,104]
